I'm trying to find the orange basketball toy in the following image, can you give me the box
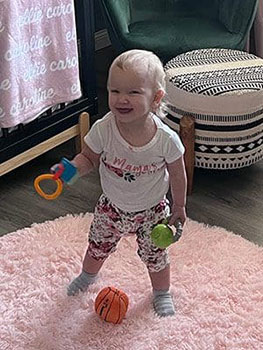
[95,287,129,324]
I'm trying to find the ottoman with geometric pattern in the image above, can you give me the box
[164,48,263,192]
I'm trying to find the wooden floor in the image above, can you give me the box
[1,47,262,246]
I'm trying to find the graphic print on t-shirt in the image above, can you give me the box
[102,155,165,183]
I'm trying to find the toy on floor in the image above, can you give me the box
[151,218,183,249]
[95,286,129,324]
[34,157,78,200]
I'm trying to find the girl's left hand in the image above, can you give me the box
[168,204,187,226]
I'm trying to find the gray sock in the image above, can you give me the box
[153,289,175,317]
[67,270,97,296]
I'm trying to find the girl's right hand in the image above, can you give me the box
[50,158,79,185]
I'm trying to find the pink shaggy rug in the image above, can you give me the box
[1,214,263,350]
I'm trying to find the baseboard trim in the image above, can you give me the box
[95,29,111,51]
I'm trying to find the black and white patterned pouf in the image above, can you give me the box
[164,48,263,169]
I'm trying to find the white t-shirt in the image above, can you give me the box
[84,112,185,212]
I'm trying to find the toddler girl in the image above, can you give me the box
[60,49,187,317]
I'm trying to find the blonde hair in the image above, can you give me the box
[108,49,167,118]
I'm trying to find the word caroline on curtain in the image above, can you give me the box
[0,0,82,128]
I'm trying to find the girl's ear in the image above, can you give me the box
[153,89,165,106]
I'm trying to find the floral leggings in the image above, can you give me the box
[87,194,171,273]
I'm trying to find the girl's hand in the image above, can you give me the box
[168,204,187,226]
[50,159,79,185]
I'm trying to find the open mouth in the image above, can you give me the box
[116,108,133,114]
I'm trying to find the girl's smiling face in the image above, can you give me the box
[107,64,157,126]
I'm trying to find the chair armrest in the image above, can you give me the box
[217,0,258,34]
[101,0,131,34]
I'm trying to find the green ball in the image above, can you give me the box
[151,224,174,249]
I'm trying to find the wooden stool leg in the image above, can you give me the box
[179,115,195,195]
[75,112,90,152]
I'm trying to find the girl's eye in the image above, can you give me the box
[130,90,140,94]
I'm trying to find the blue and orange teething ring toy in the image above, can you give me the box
[34,158,77,200]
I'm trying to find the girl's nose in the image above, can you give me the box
[118,94,129,103]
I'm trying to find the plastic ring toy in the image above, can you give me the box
[34,174,63,200]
